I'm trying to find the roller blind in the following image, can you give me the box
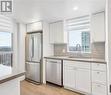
[0,15,13,32]
[67,16,90,32]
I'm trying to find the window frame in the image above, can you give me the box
[0,31,13,67]
[66,16,91,53]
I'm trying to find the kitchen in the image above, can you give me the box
[0,0,111,95]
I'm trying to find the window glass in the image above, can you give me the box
[0,32,13,66]
[0,32,12,51]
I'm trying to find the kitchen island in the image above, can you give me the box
[0,64,25,95]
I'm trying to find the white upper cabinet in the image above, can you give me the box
[49,21,67,44]
[26,21,42,32]
[91,12,105,42]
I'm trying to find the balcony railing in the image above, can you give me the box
[0,52,12,67]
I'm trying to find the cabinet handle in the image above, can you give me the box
[97,85,101,87]
[97,64,100,66]
[73,67,77,70]
[97,72,100,74]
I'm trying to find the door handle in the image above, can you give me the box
[31,36,34,58]
[48,61,58,63]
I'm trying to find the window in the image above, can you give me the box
[0,32,13,66]
[67,16,91,53]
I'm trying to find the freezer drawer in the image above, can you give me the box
[46,59,62,86]
[26,62,40,82]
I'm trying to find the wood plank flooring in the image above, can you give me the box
[21,81,81,95]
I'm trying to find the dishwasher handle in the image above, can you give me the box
[47,60,61,64]
[47,61,57,63]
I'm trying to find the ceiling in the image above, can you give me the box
[11,0,105,23]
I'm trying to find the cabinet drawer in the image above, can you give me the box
[64,66,75,70]
[64,60,90,69]
[75,61,90,69]
[92,83,107,95]
[63,60,76,67]
[92,63,106,71]
[92,71,106,84]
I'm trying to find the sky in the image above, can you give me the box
[0,32,12,47]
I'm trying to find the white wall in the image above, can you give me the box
[42,22,54,83]
[17,23,26,72]
[106,0,111,94]
[12,21,19,72]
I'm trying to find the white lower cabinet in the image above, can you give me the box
[76,68,91,93]
[92,83,107,95]
[91,63,107,95]
[92,71,106,84]
[63,60,107,95]
[64,66,76,89]
[63,60,91,94]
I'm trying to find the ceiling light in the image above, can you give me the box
[73,6,78,11]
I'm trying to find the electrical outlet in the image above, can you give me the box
[62,49,66,53]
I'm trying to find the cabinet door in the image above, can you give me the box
[76,68,91,93]
[63,66,76,89]
[92,83,107,95]
[49,23,56,43]
[55,21,64,43]
[49,21,66,44]
[92,71,106,84]
[27,22,42,32]
[91,12,105,42]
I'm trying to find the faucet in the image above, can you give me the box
[76,44,81,51]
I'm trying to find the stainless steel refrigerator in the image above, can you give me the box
[25,32,42,84]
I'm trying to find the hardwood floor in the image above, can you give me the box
[21,81,81,95]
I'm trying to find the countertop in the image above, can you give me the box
[44,56,106,63]
[0,65,25,84]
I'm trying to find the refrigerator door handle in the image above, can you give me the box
[32,36,34,58]
[30,36,32,58]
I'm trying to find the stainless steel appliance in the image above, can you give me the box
[46,59,63,86]
[25,32,42,84]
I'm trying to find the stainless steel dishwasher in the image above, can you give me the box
[46,59,63,86]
